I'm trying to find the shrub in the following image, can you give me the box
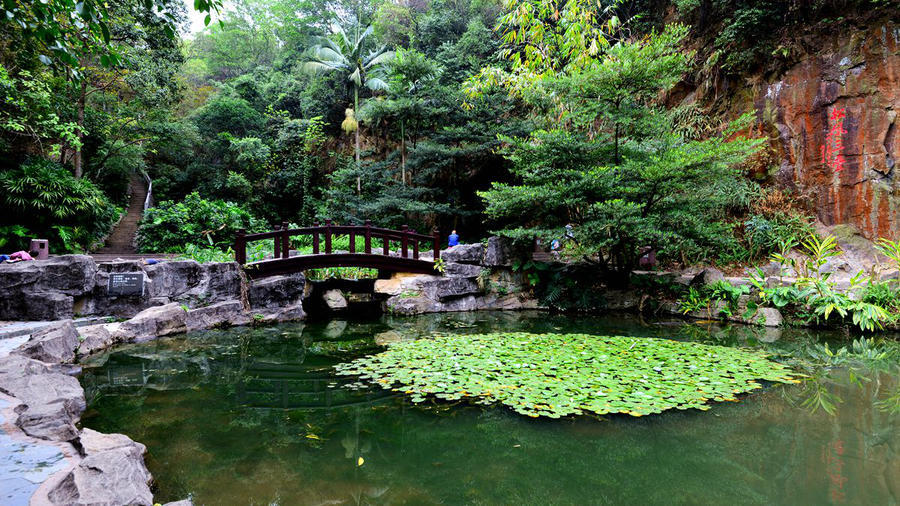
[136,192,264,253]
[0,158,120,252]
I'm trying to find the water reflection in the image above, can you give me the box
[79,312,900,505]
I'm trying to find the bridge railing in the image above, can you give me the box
[233,219,440,265]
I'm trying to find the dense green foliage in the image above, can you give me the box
[0,158,120,252]
[478,25,763,281]
[337,332,797,418]
[136,192,262,252]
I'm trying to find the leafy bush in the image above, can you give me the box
[743,212,812,260]
[678,281,751,317]
[748,234,892,332]
[136,192,264,252]
[0,158,121,252]
[191,94,265,140]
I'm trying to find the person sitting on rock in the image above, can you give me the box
[448,230,460,247]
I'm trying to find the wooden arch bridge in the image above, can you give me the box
[234,220,441,278]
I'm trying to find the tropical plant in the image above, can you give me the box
[0,158,120,252]
[874,237,900,274]
[303,22,394,193]
[749,233,893,332]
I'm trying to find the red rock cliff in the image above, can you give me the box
[752,21,899,239]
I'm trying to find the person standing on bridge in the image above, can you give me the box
[448,230,460,247]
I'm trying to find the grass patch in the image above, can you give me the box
[336,332,797,418]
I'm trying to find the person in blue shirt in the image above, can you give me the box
[448,230,460,247]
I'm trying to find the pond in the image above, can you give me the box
[79,312,900,505]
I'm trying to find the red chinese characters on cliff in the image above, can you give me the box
[821,108,847,173]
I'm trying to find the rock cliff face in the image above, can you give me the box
[749,21,899,239]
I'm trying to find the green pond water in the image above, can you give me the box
[79,312,900,505]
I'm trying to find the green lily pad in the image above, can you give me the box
[335,332,798,419]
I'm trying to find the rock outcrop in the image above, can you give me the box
[48,429,153,506]
[745,21,900,239]
[376,241,540,315]
[76,323,117,356]
[113,303,188,342]
[483,236,515,267]
[0,354,85,441]
[0,256,246,321]
[442,243,485,263]
[185,300,250,332]
[248,273,307,322]
[14,320,80,364]
[322,289,348,310]
[0,255,97,320]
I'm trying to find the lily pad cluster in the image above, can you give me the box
[335,332,797,418]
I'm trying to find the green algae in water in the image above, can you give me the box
[335,332,798,418]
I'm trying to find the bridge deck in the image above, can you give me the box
[243,252,436,278]
[235,220,441,279]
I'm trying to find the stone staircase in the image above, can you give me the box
[95,173,147,255]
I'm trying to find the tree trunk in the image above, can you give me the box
[73,80,86,178]
[354,86,361,195]
[400,119,406,185]
[614,123,619,165]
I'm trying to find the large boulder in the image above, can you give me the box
[0,255,96,295]
[249,273,306,310]
[252,303,306,323]
[48,430,152,506]
[443,262,483,278]
[82,260,245,318]
[373,273,439,296]
[14,320,79,363]
[690,267,726,287]
[483,236,515,267]
[142,260,204,300]
[441,243,485,264]
[185,300,249,332]
[199,261,245,301]
[114,303,187,342]
[477,294,541,311]
[422,277,480,301]
[384,295,440,315]
[77,323,117,356]
[0,255,96,320]
[748,307,784,327]
[78,428,145,457]
[322,289,348,310]
[0,355,85,442]
[0,291,74,321]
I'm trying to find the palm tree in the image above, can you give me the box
[304,23,393,194]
